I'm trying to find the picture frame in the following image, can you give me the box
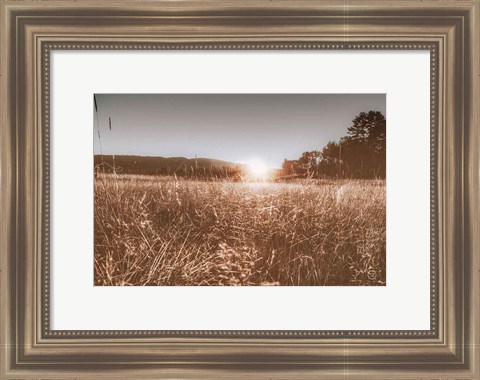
[0,0,478,378]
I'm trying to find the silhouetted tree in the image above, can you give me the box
[318,141,342,178]
[281,159,297,176]
[298,151,322,177]
[347,111,383,142]
[341,111,386,178]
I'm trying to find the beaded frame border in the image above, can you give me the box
[41,41,438,339]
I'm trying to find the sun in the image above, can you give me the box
[248,158,269,179]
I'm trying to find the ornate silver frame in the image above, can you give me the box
[1,1,478,378]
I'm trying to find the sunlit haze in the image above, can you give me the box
[247,158,269,178]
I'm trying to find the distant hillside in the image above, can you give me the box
[94,155,246,178]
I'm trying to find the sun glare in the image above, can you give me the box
[248,158,269,179]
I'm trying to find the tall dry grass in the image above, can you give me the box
[94,175,386,286]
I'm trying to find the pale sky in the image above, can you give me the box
[94,94,386,168]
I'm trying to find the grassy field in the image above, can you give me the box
[94,175,386,286]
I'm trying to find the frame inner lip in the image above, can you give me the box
[40,41,439,339]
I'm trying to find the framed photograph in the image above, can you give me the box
[92,93,387,287]
[1,1,478,379]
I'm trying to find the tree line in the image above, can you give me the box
[281,111,386,179]
[94,155,245,180]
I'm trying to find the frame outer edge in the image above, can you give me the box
[0,2,6,379]
[1,0,479,379]
[467,2,479,379]
[1,2,15,378]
